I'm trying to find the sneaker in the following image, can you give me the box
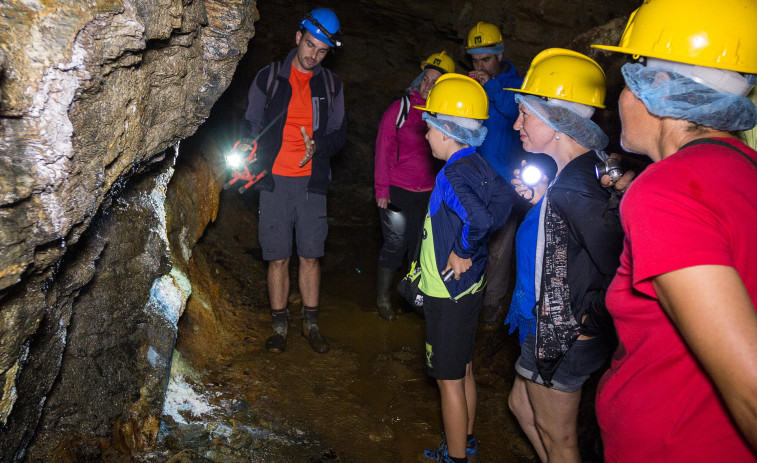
[301,322,330,353]
[423,433,478,462]
[265,332,286,353]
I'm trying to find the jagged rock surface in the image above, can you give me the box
[0,0,256,460]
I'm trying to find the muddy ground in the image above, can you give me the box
[156,188,603,463]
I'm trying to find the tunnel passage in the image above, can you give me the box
[0,0,641,460]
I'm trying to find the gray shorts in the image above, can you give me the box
[258,175,328,261]
[515,333,611,393]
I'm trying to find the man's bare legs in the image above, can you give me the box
[267,257,291,311]
[266,256,328,352]
[298,256,320,308]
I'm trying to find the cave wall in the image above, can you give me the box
[0,0,256,460]
[0,0,640,460]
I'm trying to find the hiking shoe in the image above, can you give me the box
[424,433,479,462]
[301,322,330,353]
[378,301,397,321]
[265,332,286,353]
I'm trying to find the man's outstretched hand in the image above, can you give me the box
[299,126,316,167]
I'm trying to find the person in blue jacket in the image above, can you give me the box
[415,73,518,463]
[466,21,529,329]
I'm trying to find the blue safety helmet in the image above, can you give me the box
[299,8,342,48]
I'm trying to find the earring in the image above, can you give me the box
[555,134,561,140]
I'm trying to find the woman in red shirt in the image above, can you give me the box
[592,0,757,460]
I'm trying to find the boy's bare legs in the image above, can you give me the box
[438,361,476,459]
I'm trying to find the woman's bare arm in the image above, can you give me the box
[653,265,757,450]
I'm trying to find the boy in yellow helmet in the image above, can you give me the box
[415,73,518,463]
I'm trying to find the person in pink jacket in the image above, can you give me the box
[374,51,455,321]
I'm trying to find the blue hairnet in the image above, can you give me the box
[408,67,446,95]
[622,61,757,132]
[422,112,488,147]
[514,94,609,151]
[408,71,424,94]
[466,42,505,56]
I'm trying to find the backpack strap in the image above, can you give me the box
[264,61,282,109]
[395,94,411,130]
[322,67,336,115]
[394,95,411,162]
[681,138,757,170]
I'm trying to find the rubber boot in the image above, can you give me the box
[376,266,397,321]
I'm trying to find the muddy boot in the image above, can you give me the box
[301,306,329,353]
[376,266,397,321]
[265,308,288,353]
[301,321,330,353]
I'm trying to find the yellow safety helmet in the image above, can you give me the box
[420,51,456,74]
[414,74,489,119]
[466,21,503,50]
[592,0,757,74]
[504,48,606,108]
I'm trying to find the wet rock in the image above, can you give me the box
[0,0,256,459]
[164,450,214,463]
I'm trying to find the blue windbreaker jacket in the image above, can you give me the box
[479,59,523,181]
[419,147,517,298]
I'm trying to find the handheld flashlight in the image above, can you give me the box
[226,151,243,169]
[520,164,544,187]
[441,268,455,283]
[595,158,624,183]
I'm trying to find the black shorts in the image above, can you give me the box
[424,290,483,380]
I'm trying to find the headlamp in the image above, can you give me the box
[301,13,342,48]
[520,164,544,187]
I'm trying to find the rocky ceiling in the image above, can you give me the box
[0,0,640,460]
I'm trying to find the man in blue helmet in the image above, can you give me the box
[239,7,346,354]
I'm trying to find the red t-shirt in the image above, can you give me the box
[597,138,757,462]
[273,65,313,176]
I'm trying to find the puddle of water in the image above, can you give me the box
[163,195,563,462]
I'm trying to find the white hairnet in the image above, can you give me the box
[514,94,609,151]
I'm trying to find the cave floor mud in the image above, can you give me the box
[156,191,600,463]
